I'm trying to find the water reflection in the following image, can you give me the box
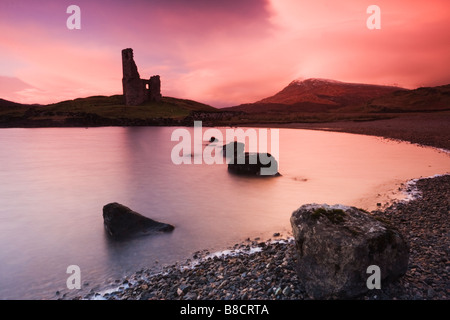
[0,127,448,299]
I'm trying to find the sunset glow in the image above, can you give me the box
[1,0,449,107]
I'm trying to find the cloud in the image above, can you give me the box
[0,0,449,107]
[261,0,450,89]
[0,76,39,103]
[0,76,34,92]
[0,0,275,105]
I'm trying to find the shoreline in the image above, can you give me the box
[244,112,450,151]
[2,111,449,149]
[73,171,449,300]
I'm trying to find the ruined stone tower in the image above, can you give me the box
[122,48,161,106]
[148,75,162,102]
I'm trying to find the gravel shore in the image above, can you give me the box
[79,115,449,301]
[257,112,450,151]
[80,174,449,301]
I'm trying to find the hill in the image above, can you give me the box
[365,84,450,112]
[225,78,405,114]
[1,80,448,128]
[46,95,217,119]
[0,95,219,127]
[0,98,32,109]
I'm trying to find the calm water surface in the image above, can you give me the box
[0,127,448,299]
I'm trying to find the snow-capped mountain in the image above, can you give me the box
[256,78,404,106]
[225,78,405,113]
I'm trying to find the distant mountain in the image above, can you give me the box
[224,78,405,113]
[365,84,450,112]
[257,78,404,106]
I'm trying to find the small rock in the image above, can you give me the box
[184,292,197,300]
[282,286,292,296]
[274,287,282,296]
[177,284,190,296]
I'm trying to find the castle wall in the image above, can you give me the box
[149,75,162,102]
[122,48,161,106]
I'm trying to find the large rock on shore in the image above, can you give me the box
[103,202,174,239]
[290,204,409,299]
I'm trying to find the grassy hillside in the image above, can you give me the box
[45,95,217,119]
[0,95,218,127]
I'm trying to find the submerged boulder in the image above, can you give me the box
[290,204,409,299]
[228,152,280,176]
[222,141,280,176]
[222,141,245,158]
[103,202,174,239]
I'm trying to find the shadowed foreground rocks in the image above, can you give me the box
[103,202,174,239]
[290,204,409,299]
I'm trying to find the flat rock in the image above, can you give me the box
[103,202,174,239]
[290,203,409,299]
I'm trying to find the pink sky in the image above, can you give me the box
[0,0,449,107]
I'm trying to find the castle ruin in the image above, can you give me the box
[122,48,162,106]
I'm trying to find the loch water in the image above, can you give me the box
[0,126,448,299]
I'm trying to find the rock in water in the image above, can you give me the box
[290,204,409,299]
[103,202,174,239]
[222,141,245,158]
[228,152,280,176]
[222,141,279,176]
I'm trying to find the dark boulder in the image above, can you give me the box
[103,202,174,239]
[222,141,245,158]
[228,152,280,176]
[290,203,409,299]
